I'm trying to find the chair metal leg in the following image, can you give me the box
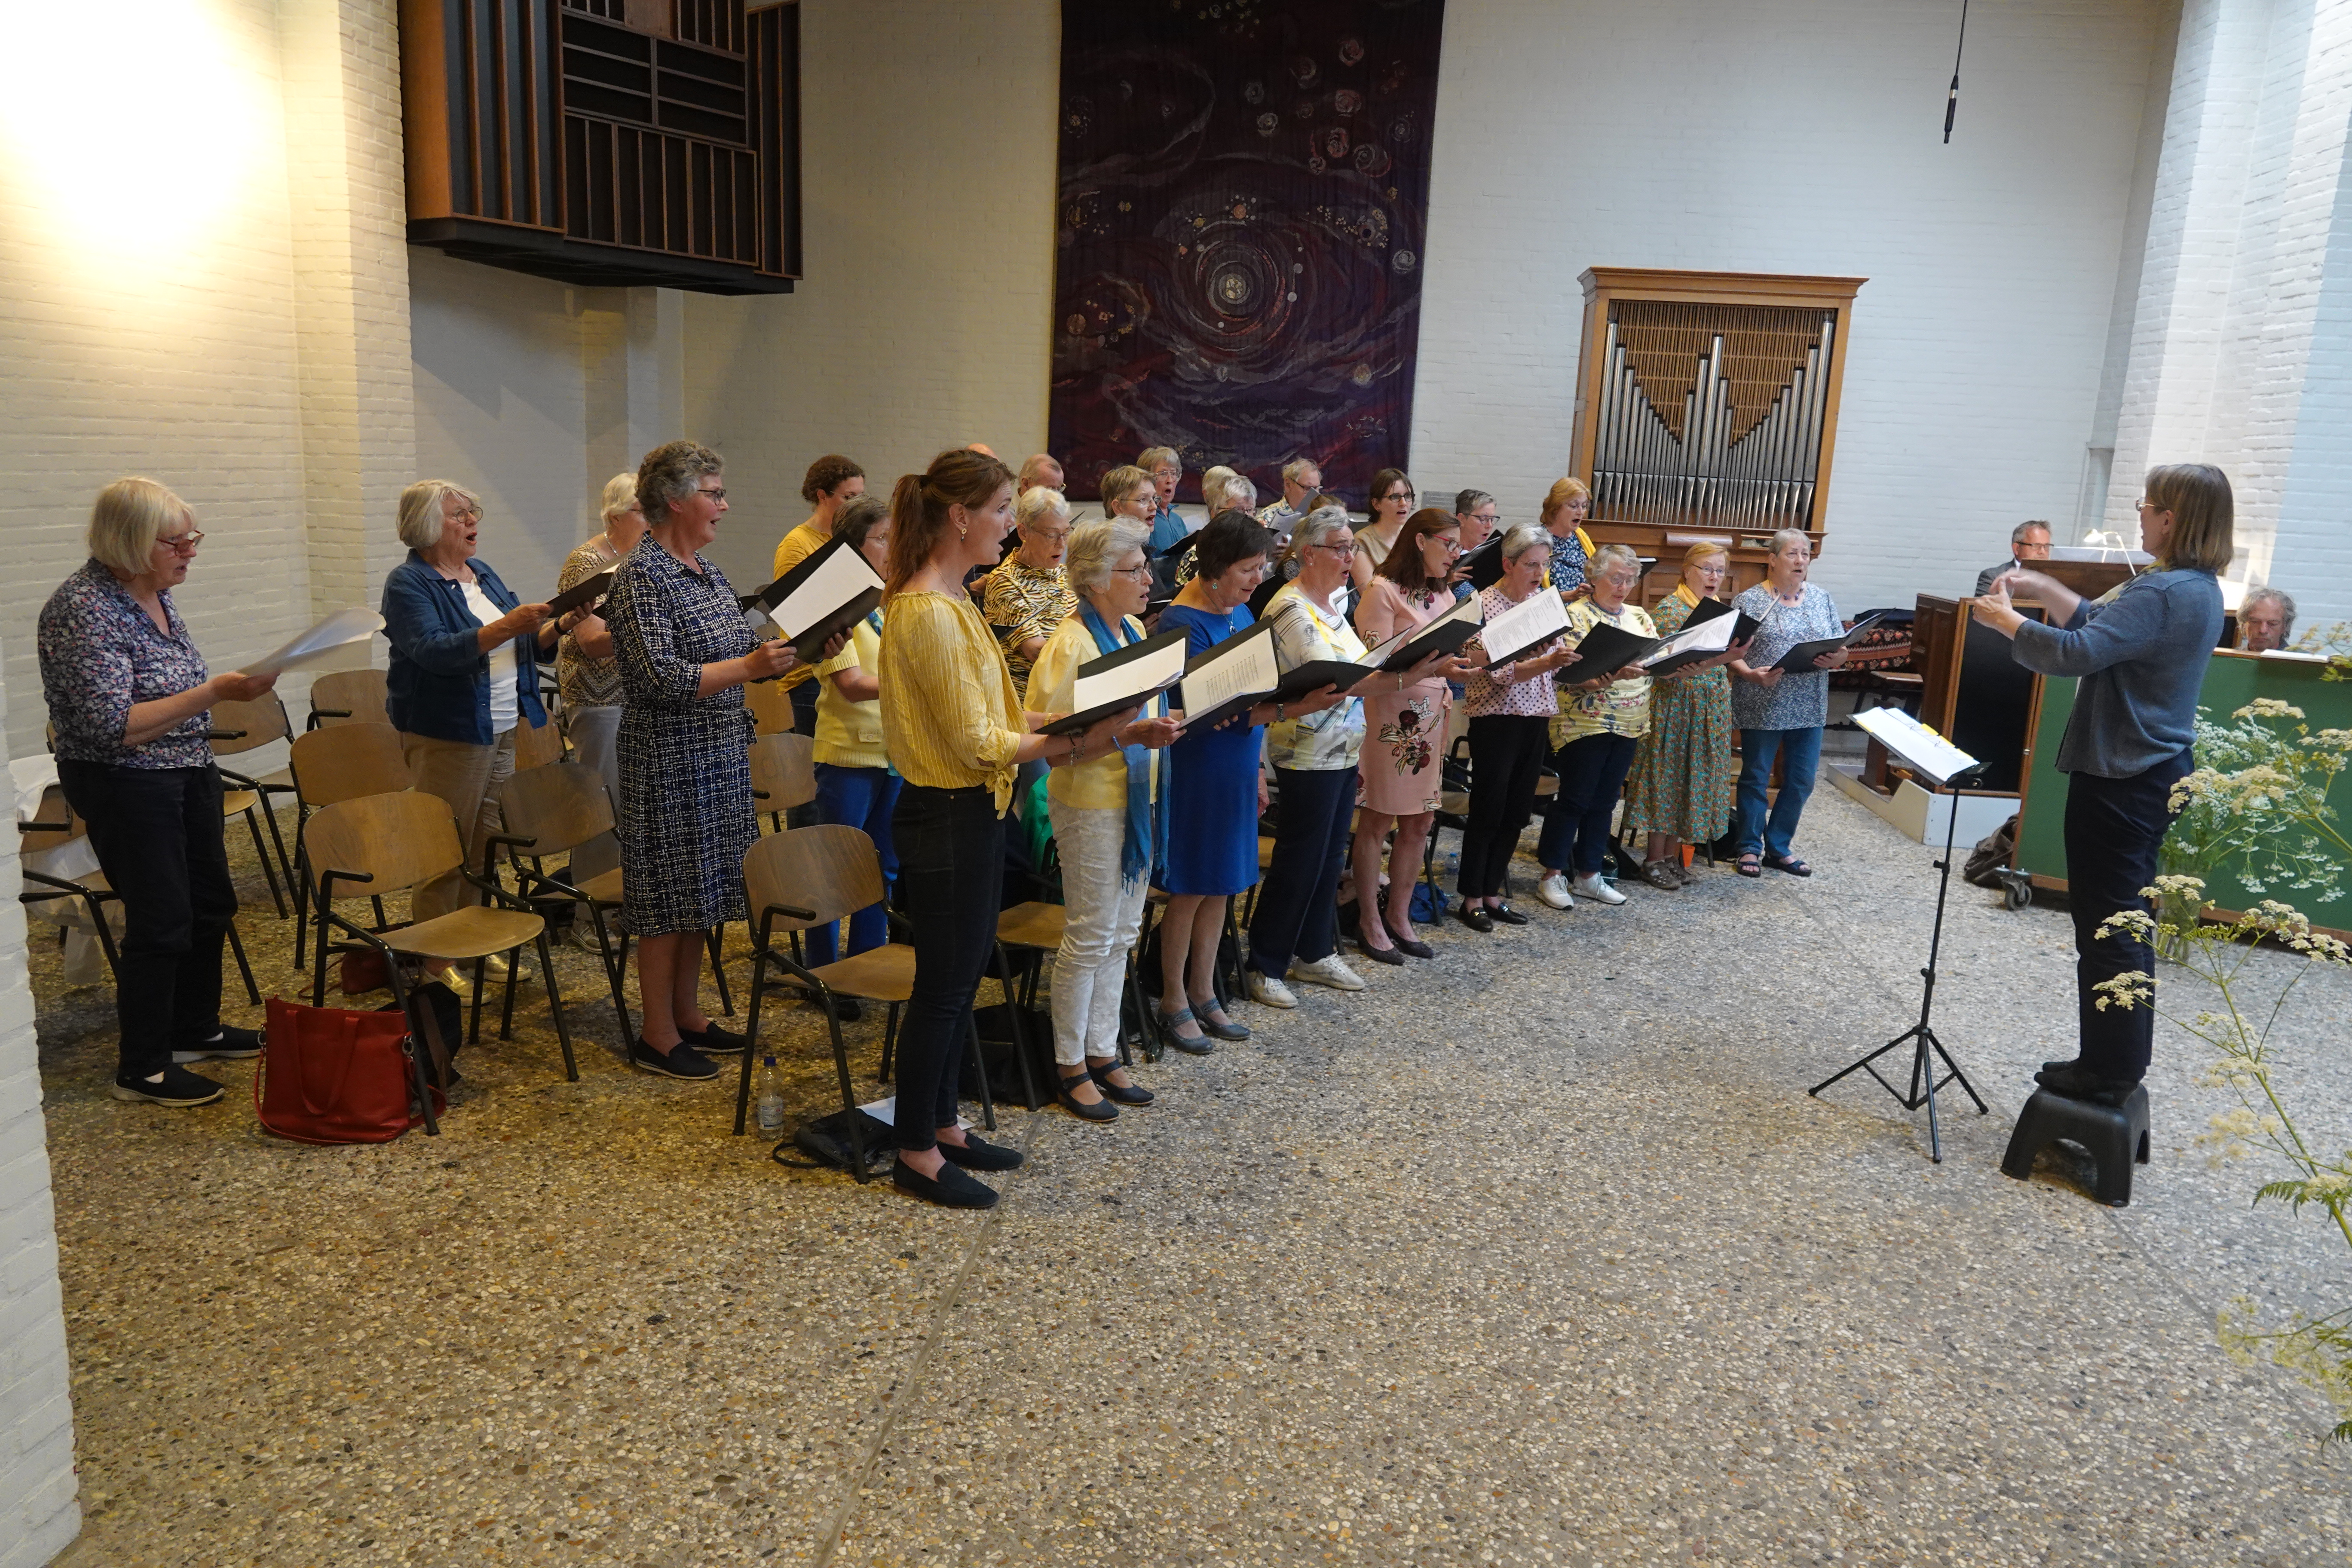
[733,946,769,1135]
[879,1003,899,1081]
[705,925,733,1016]
[590,904,632,1047]
[225,919,260,1006]
[963,1010,996,1133]
[293,839,310,969]
[242,808,288,919]
[499,946,520,1040]
[826,996,870,1181]
[309,890,332,1007]
[992,943,1041,1112]
[535,931,577,1081]
[469,957,487,1045]
[258,796,296,917]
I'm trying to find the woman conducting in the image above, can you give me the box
[1454,526,1580,930]
[605,441,828,1082]
[1973,464,2230,1105]
[879,448,1143,1210]
[1624,542,1744,888]
[554,472,648,883]
[1534,544,1655,910]
[38,478,279,1106]
[1155,511,1303,1052]
[1726,530,1847,879]
[805,493,897,970]
[1024,517,1181,1120]
[382,480,573,940]
[1351,508,1471,963]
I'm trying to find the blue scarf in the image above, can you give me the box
[1077,601,1167,888]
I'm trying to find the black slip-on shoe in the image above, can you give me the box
[629,1038,720,1080]
[2037,1061,2140,1106]
[173,1026,260,1063]
[938,1133,1025,1172]
[894,1159,999,1210]
[111,1066,225,1106]
[1455,905,1495,934]
[1091,1064,1155,1105]
[1057,1073,1120,1122]
[679,1021,748,1055]
[1356,938,1406,966]
[1488,903,1529,927]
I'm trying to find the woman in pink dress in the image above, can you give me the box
[1351,509,1474,963]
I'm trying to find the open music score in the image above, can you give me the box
[1480,587,1570,665]
[1036,629,1188,737]
[753,539,885,662]
[1175,621,1280,732]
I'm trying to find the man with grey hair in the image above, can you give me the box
[1257,456,1322,536]
[1018,453,1064,493]
[2239,586,2296,652]
[1975,520,2053,595]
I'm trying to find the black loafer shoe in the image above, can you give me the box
[938,1133,1025,1172]
[1455,905,1495,934]
[680,1021,748,1054]
[110,1066,225,1106]
[894,1159,999,1210]
[1057,1072,1120,1122]
[1488,903,1529,927]
[630,1038,720,1080]
[1156,1008,1217,1055]
[173,1025,260,1063]
[1091,1064,1155,1105]
[2037,1056,2082,1080]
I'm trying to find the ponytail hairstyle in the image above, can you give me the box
[885,447,1017,599]
[1374,507,1462,597]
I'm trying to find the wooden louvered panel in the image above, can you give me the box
[566,116,759,262]
[1615,303,1825,444]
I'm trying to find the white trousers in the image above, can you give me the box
[1049,803,1149,1067]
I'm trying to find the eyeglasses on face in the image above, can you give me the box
[1111,564,1154,581]
[154,530,205,554]
[1313,539,1358,558]
[1382,489,1415,503]
[1151,468,1181,481]
[449,503,483,523]
[696,487,728,503]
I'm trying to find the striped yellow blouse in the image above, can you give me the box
[878,590,1025,813]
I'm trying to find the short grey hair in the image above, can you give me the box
[1769,528,1811,557]
[1282,457,1321,487]
[831,493,889,551]
[1498,524,1549,563]
[1216,475,1259,512]
[2242,585,2297,633]
[1292,504,1355,553]
[2012,518,2053,546]
[1015,486,1071,533]
[1098,465,1154,515]
[398,479,481,551]
[636,441,723,523]
[1137,446,1181,476]
[598,472,638,527]
[1199,466,1238,510]
[1455,488,1495,515]
[1065,516,1152,596]
[1591,542,1642,577]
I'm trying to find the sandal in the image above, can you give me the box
[1736,853,1763,879]
[1639,860,1681,890]
[1155,1005,1216,1056]
[1188,994,1251,1041]
[1057,1069,1119,1122]
[1764,853,1813,878]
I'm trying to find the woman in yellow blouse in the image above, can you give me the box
[879,449,1162,1210]
[1025,517,1181,1120]
[807,493,895,970]
[1535,544,1654,910]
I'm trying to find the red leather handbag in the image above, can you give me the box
[254,995,441,1144]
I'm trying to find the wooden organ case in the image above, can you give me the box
[401,0,802,295]
[1568,269,1865,604]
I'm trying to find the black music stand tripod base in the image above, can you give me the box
[1808,764,1991,1163]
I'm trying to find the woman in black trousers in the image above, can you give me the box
[876,448,1167,1209]
[37,478,279,1106]
[1973,463,2232,1104]
[1454,527,1580,928]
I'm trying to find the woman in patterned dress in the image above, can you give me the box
[1624,542,1748,888]
[1350,508,1474,964]
[603,441,833,1082]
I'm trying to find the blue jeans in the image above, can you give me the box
[808,763,900,965]
[1734,726,1824,860]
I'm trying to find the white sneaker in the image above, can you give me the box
[1288,954,1366,992]
[1245,970,1298,1009]
[567,920,605,954]
[1538,872,1574,910]
[1572,872,1626,906]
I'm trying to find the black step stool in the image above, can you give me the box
[2001,1085,2151,1207]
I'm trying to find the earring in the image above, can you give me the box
[958,524,968,540]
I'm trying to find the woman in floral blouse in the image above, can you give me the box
[38,478,279,1107]
[1535,544,1655,910]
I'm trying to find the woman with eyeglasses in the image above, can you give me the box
[383,479,572,948]
[1725,529,1847,879]
[1350,509,1475,963]
[1534,544,1658,911]
[1349,468,1417,590]
[1451,489,1501,597]
[980,486,1077,700]
[1623,541,1747,888]
[39,479,282,1107]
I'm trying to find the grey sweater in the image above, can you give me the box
[2009,568,2221,778]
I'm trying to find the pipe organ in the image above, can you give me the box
[1569,269,1864,600]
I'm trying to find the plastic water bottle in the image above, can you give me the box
[754,1054,787,1136]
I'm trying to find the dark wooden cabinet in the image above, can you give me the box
[403,0,801,294]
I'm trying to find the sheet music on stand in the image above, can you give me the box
[1851,707,1980,786]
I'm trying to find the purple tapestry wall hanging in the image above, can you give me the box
[1048,0,1447,506]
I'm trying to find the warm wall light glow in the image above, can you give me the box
[0,0,271,256]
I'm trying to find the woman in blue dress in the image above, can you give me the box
[1153,511,1338,1052]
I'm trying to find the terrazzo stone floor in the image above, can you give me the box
[29,785,2352,1567]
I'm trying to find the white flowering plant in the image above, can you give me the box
[2095,695,2352,1440]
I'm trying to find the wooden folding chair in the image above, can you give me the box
[305,792,577,1120]
[733,826,998,1158]
[306,668,389,730]
[748,731,816,832]
[287,723,415,969]
[744,677,796,737]
[512,707,567,771]
[209,694,298,917]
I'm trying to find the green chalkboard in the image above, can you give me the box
[2015,650,2352,928]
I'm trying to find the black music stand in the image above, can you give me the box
[1810,714,1990,1161]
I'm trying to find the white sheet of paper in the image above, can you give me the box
[769,545,883,639]
[1480,586,1568,658]
[238,607,384,677]
[1179,631,1280,720]
[1368,591,1482,665]
[1073,637,1188,711]
[1640,609,1737,665]
[1852,706,1981,785]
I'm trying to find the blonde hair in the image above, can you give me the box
[1681,539,1730,570]
[1098,465,1155,516]
[1136,446,1181,475]
[1539,476,1590,527]
[598,472,639,527]
[398,479,480,551]
[2145,463,2235,573]
[88,477,193,577]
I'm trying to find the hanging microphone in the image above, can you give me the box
[1944,0,1970,143]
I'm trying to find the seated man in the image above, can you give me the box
[1975,519,2052,595]
[1018,452,1064,493]
[2239,586,2295,652]
[1256,456,1321,539]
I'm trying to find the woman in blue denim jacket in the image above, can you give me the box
[380,480,579,934]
